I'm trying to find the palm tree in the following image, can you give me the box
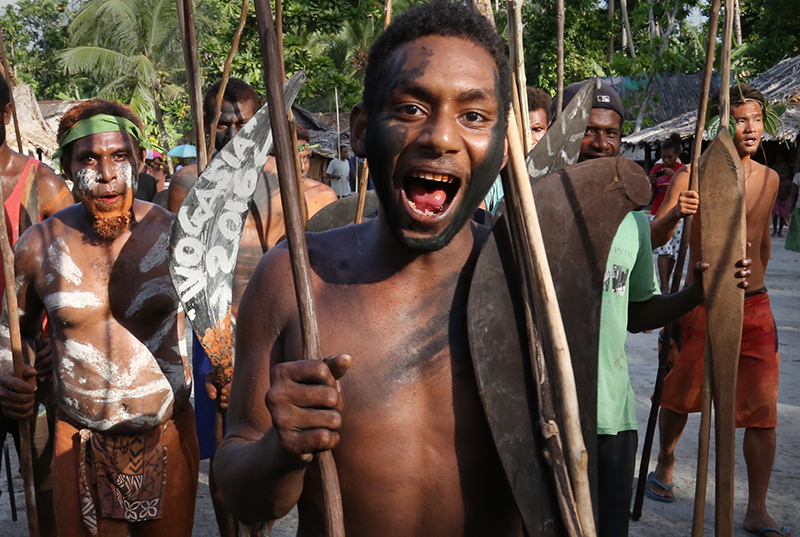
[59,0,185,154]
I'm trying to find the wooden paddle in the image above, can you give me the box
[252,0,345,535]
[631,0,722,521]
[0,184,39,537]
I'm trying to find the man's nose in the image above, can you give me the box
[98,158,116,182]
[593,131,611,151]
[418,112,460,155]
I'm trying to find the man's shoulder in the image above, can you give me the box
[170,164,199,189]
[134,199,175,229]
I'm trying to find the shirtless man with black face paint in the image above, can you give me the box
[213,3,524,535]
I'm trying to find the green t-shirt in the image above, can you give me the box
[597,211,660,435]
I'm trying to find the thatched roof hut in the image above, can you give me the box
[622,55,800,148]
[6,84,59,164]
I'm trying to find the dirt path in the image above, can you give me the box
[1,238,797,536]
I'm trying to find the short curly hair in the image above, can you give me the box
[58,99,145,173]
[203,78,259,121]
[526,87,552,124]
[363,0,511,117]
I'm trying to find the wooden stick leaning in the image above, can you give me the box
[383,0,393,30]
[508,0,531,153]
[631,0,721,521]
[501,162,582,536]
[0,29,24,153]
[252,0,345,535]
[354,160,369,224]
[503,110,596,537]
[555,0,565,118]
[0,193,39,537]
[205,0,250,163]
[176,0,207,172]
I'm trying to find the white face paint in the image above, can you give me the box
[43,291,103,311]
[75,168,102,195]
[118,161,138,193]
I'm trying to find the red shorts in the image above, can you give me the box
[660,292,779,429]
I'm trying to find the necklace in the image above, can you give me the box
[744,160,753,183]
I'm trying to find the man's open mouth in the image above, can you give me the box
[402,172,461,218]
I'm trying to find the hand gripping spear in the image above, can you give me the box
[252,0,345,535]
[631,0,722,522]
[0,196,39,537]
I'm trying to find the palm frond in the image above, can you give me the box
[59,46,131,78]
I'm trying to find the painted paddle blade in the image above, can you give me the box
[468,157,650,534]
[527,79,595,184]
[697,130,746,535]
[169,71,305,385]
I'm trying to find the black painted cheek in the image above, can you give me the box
[215,126,236,152]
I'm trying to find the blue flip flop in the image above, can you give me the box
[749,527,789,537]
[644,471,676,503]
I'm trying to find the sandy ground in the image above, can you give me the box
[1,237,798,536]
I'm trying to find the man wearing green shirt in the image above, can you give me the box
[561,80,751,537]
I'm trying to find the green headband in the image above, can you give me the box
[54,114,150,159]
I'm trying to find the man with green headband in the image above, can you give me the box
[0,99,199,537]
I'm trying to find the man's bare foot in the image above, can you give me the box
[743,511,794,537]
[648,455,676,500]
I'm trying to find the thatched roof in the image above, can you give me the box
[7,84,59,162]
[292,106,349,159]
[622,55,800,147]
[605,72,723,125]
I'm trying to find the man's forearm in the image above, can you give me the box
[214,428,310,525]
[627,287,702,333]
[649,207,682,248]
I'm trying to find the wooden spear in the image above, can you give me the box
[471,0,594,533]
[205,0,250,163]
[252,0,345,535]
[176,0,208,172]
[0,187,39,537]
[0,28,24,153]
[555,0,565,118]
[508,0,531,153]
[631,0,721,522]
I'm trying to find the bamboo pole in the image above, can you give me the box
[177,0,208,172]
[354,160,369,224]
[632,0,721,523]
[276,0,284,79]
[0,28,24,153]
[0,186,39,537]
[508,0,531,153]
[383,0,393,30]
[252,0,345,535]
[205,0,250,162]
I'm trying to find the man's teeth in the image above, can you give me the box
[414,172,454,184]
[408,200,438,216]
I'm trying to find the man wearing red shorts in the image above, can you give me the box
[649,84,786,536]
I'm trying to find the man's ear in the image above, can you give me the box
[350,103,367,158]
[3,103,11,126]
[138,147,146,171]
[501,136,509,169]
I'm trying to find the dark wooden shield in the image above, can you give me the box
[468,156,651,535]
[306,191,379,232]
